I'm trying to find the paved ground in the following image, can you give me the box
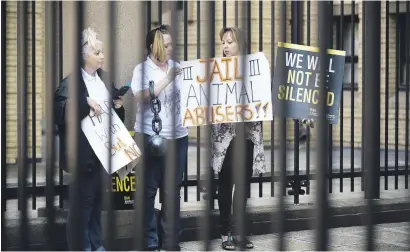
[180,222,410,251]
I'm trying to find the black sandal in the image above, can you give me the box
[221,234,236,251]
[233,237,254,249]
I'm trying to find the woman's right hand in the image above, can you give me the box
[87,97,102,116]
[166,67,182,83]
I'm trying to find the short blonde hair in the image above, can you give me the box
[146,25,172,62]
[81,27,103,58]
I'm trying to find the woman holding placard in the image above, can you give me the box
[55,27,125,251]
[211,27,267,250]
[130,24,188,251]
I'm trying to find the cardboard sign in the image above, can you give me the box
[81,100,141,175]
[180,52,273,127]
[272,42,346,124]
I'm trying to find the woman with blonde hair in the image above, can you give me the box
[211,27,266,250]
[130,24,187,251]
[55,27,125,251]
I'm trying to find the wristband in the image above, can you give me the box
[149,81,155,99]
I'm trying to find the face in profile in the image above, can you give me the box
[162,33,173,62]
[222,31,240,57]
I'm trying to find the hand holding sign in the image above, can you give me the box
[166,67,182,82]
[87,97,102,117]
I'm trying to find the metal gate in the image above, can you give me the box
[1,0,409,250]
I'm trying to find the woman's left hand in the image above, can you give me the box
[113,96,123,109]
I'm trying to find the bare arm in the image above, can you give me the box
[134,76,172,102]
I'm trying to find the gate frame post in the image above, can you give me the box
[363,2,381,200]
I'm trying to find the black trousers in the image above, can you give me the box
[217,137,254,236]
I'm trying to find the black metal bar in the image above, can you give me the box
[163,2,179,248]
[385,1,390,190]
[104,2,117,250]
[316,1,331,250]
[328,2,334,195]
[361,2,365,193]
[44,1,57,249]
[405,1,409,190]
[258,0,263,198]
[67,2,84,249]
[17,1,29,249]
[339,0,344,193]
[133,2,148,250]
[277,2,287,250]
[306,0,311,196]
[363,4,381,250]
[158,1,162,24]
[235,0,238,27]
[196,0,201,202]
[58,0,64,209]
[31,0,37,210]
[270,0,275,198]
[183,0,188,203]
[223,0,226,28]
[201,1,215,250]
[350,1,355,192]
[291,0,302,204]
[1,0,8,248]
[395,0,399,190]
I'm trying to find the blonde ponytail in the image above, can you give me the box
[152,30,167,62]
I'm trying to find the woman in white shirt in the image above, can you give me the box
[130,24,188,251]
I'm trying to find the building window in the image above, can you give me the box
[334,15,359,91]
[398,13,409,91]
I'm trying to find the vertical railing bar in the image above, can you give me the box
[394,0,399,190]
[361,2,365,192]
[31,0,37,210]
[306,0,311,195]
[104,2,117,250]
[405,1,409,190]
[44,1,57,249]
[1,0,8,248]
[17,1,29,249]
[58,1,64,209]
[67,1,84,249]
[350,1,355,192]
[339,0,344,193]
[385,1,390,190]
[363,2,381,250]
[232,1,248,248]
[201,1,215,250]
[270,0,275,198]
[183,0,189,203]
[223,0,226,28]
[258,0,263,198]
[316,1,331,250]
[158,1,162,25]
[164,2,179,248]
[277,2,287,250]
[133,2,147,250]
[235,0,238,28]
[291,1,302,204]
[196,0,201,202]
[328,2,334,195]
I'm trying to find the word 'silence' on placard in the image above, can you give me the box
[272,42,346,124]
[180,52,273,127]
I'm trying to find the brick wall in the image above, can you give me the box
[5,2,44,163]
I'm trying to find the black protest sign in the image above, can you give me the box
[272,42,346,124]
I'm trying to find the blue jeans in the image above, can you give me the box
[66,168,105,251]
[138,134,188,250]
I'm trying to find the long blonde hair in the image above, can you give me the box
[146,24,172,62]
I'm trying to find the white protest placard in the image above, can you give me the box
[81,100,141,176]
[180,52,273,127]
